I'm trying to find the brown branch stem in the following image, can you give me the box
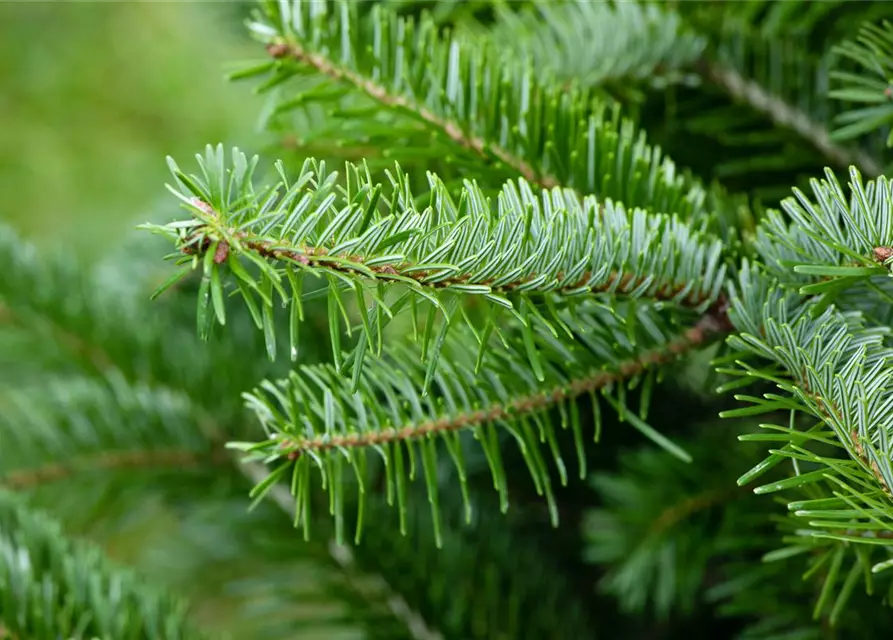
[1,448,231,490]
[185,221,717,308]
[701,61,883,177]
[279,304,730,455]
[798,373,892,496]
[0,303,112,372]
[649,484,750,538]
[266,41,560,189]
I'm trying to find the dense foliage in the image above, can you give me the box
[5,1,893,638]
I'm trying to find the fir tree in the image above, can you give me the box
[4,1,893,638]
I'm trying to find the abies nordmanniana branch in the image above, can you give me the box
[726,264,893,499]
[145,145,893,555]
[831,20,893,147]
[481,0,708,94]
[143,1,893,571]
[235,303,725,546]
[235,0,750,240]
[144,146,727,370]
[143,147,730,544]
[0,491,202,640]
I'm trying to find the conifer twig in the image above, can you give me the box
[648,484,749,538]
[1,449,231,490]
[183,215,718,308]
[702,61,883,176]
[0,303,112,372]
[276,300,731,457]
[266,41,561,189]
[813,393,892,496]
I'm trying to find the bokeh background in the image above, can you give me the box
[0,1,260,257]
[0,6,298,632]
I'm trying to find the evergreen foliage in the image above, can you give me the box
[6,0,893,637]
[0,491,201,640]
[832,19,893,146]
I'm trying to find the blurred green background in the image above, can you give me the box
[0,1,261,257]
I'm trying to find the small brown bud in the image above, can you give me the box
[873,246,893,263]
[267,43,291,58]
[191,198,214,215]
[214,241,229,264]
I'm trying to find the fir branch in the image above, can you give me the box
[700,61,883,177]
[182,197,715,307]
[0,491,204,640]
[147,147,727,380]
[831,20,893,147]
[239,0,723,228]
[275,306,727,456]
[233,298,729,544]
[724,264,893,529]
[1,449,230,490]
[265,40,553,189]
